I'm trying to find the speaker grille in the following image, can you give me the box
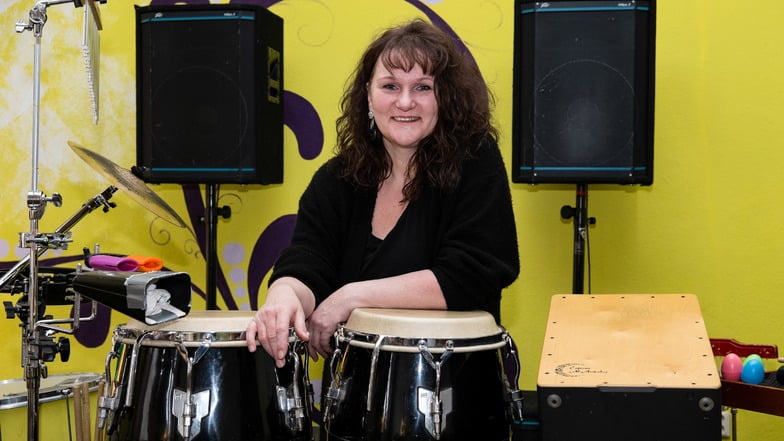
[135,5,283,184]
[512,0,655,185]
[151,66,250,168]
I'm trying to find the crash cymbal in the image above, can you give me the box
[68,140,189,229]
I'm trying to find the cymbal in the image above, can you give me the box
[68,140,189,229]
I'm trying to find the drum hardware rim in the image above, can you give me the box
[338,330,507,353]
[115,327,298,347]
[114,328,248,345]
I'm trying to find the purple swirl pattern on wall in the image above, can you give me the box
[247,214,298,310]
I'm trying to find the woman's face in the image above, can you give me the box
[367,58,438,152]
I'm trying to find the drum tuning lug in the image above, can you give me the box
[506,389,525,425]
[172,389,210,439]
[323,377,349,423]
[417,386,452,440]
[275,385,306,432]
[96,392,120,429]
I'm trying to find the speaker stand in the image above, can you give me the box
[560,184,596,294]
[204,184,231,310]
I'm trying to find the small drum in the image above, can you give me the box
[0,373,102,441]
[322,308,523,441]
[0,373,101,410]
[100,310,313,441]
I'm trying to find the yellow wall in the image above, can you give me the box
[1,0,784,439]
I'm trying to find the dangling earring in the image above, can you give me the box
[368,110,378,141]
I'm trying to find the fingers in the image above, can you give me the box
[272,314,291,368]
[306,344,320,363]
[245,320,258,352]
[246,312,290,368]
[293,307,310,343]
[307,323,336,361]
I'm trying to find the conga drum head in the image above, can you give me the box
[341,308,506,352]
[116,309,257,347]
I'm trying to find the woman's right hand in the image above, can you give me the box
[245,278,313,368]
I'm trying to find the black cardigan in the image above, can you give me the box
[270,139,520,322]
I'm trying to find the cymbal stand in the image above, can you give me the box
[0,186,117,293]
[14,2,97,440]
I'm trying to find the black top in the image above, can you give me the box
[270,139,520,322]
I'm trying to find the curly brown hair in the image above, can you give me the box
[334,18,498,201]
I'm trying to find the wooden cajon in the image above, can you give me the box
[537,294,721,441]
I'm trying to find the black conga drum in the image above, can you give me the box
[100,310,313,441]
[321,308,521,441]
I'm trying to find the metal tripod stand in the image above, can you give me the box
[12,1,108,439]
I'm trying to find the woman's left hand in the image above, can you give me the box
[306,285,357,360]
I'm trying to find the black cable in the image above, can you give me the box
[585,221,591,294]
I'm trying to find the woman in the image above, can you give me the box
[246,19,519,368]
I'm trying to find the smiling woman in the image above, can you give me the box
[3,0,784,440]
[367,59,439,153]
[245,17,520,440]
[246,16,518,366]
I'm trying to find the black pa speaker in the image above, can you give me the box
[512,0,655,185]
[135,4,283,184]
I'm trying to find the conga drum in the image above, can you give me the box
[321,308,522,441]
[99,310,313,441]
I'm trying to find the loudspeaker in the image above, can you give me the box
[135,4,283,184]
[512,0,655,185]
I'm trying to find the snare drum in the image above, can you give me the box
[0,373,101,410]
[101,310,313,441]
[0,373,102,441]
[322,308,521,441]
